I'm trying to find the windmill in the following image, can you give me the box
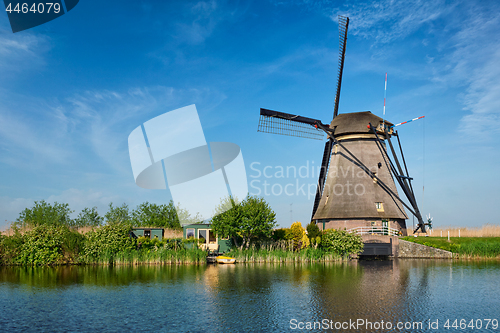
[257,16,429,234]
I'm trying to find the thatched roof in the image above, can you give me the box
[330,111,394,136]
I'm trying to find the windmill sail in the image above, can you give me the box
[333,16,349,119]
[311,140,333,219]
[257,108,326,140]
[312,16,350,218]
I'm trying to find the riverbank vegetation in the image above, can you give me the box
[402,236,500,258]
[0,198,365,265]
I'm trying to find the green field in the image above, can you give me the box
[401,237,500,258]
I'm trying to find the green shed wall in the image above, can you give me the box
[182,224,232,252]
[150,229,163,240]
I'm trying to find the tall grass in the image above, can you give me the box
[84,248,207,265]
[225,241,344,263]
[226,248,343,263]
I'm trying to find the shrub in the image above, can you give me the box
[82,223,136,262]
[321,229,363,256]
[289,222,308,251]
[306,222,321,240]
[272,228,288,241]
[15,225,83,265]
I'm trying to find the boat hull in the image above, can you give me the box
[216,256,236,264]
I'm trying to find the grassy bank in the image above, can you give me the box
[401,237,500,258]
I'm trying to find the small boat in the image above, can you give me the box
[216,256,236,264]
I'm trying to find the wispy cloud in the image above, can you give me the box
[0,25,50,74]
[0,85,226,173]
[173,0,245,45]
[448,9,500,139]
[0,94,75,166]
[338,0,451,43]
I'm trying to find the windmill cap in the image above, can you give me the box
[330,111,393,136]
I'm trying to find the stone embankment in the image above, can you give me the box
[397,239,453,258]
[359,235,454,258]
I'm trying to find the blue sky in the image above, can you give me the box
[1,0,500,230]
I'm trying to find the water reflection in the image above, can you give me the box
[0,260,499,332]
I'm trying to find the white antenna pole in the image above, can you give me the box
[383,73,387,133]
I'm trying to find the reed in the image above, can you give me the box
[83,248,207,265]
[408,224,500,237]
[225,248,343,263]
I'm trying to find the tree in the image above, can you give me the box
[104,203,131,224]
[321,229,364,257]
[74,207,104,228]
[211,196,277,249]
[130,201,183,229]
[175,203,202,226]
[15,200,74,228]
[306,222,321,240]
[211,196,243,247]
[239,196,277,249]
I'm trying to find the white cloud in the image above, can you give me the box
[331,0,451,44]
[0,27,50,74]
[0,97,75,166]
[0,196,34,229]
[0,85,226,172]
[444,8,500,139]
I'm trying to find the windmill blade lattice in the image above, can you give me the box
[257,108,325,140]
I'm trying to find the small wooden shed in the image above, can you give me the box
[131,227,164,240]
[183,223,232,253]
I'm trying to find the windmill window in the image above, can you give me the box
[325,195,329,205]
[375,202,384,211]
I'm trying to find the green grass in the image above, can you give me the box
[401,237,500,258]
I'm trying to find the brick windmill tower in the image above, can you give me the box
[258,16,428,234]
